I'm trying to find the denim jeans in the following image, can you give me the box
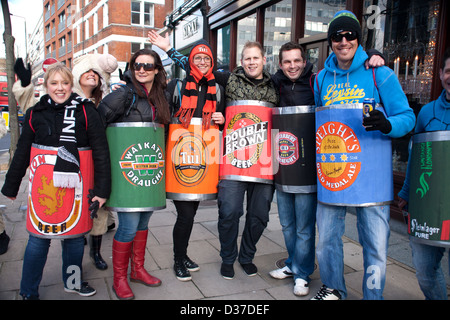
[276,190,317,282]
[114,211,153,243]
[316,203,390,300]
[20,235,85,298]
[217,180,275,264]
[410,238,448,300]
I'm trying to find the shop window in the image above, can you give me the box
[264,0,292,75]
[361,0,440,174]
[217,25,231,71]
[304,0,346,37]
[236,13,257,64]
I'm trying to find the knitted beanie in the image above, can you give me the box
[327,10,362,46]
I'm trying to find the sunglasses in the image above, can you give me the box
[331,32,358,43]
[134,63,155,71]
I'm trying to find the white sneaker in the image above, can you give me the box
[269,266,293,279]
[311,285,342,300]
[293,278,309,296]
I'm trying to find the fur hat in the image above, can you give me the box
[72,53,118,99]
[327,10,362,46]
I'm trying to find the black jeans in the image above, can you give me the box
[173,200,200,260]
[217,180,275,265]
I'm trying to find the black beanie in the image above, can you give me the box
[328,10,362,46]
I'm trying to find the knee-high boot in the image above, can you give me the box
[112,239,134,300]
[130,230,162,287]
[89,235,108,270]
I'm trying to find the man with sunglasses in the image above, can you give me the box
[311,10,415,300]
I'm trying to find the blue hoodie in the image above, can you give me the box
[398,90,450,201]
[314,45,415,139]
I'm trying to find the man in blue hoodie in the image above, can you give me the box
[398,48,450,300]
[312,11,415,300]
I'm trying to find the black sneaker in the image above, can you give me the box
[183,256,200,272]
[64,282,96,297]
[311,285,342,300]
[240,263,257,276]
[0,231,10,255]
[220,263,234,280]
[174,259,192,281]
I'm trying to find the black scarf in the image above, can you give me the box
[48,93,87,189]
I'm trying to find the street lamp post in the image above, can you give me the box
[10,13,27,62]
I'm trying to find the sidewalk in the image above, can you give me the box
[0,151,448,301]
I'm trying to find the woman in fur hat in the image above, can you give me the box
[13,54,118,271]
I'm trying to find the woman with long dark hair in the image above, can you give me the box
[98,48,170,300]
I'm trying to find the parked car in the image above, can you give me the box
[0,105,24,127]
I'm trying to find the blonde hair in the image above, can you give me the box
[43,63,74,88]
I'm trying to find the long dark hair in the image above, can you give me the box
[129,48,170,124]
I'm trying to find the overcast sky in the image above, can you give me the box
[0,0,43,59]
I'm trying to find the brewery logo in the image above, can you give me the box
[316,121,361,191]
[171,132,207,187]
[28,153,83,236]
[224,112,268,169]
[416,142,433,198]
[275,132,299,166]
[119,142,165,187]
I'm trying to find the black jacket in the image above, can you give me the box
[271,62,316,107]
[1,94,111,199]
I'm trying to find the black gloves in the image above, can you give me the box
[87,189,100,219]
[118,62,129,81]
[14,58,32,87]
[363,110,392,134]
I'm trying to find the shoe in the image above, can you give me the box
[269,266,293,279]
[112,239,135,300]
[174,259,192,281]
[130,230,162,287]
[241,263,257,276]
[221,263,234,280]
[183,256,200,272]
[293,278,309,296]
[89,235,108,270]
[64,282,96,297]
[22,294,39,300]
[311,285,342,300]
[0,231,10,255]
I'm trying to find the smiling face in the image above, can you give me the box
[331,31,359,70]
[241,46,266,80]
[134,54,158,87]
[79,69,99,91]
[280,49,306,82]
[193,53,212,75]
[440,57,450,100]
[46,71,73,104]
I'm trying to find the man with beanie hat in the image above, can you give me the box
[312,10,415,300]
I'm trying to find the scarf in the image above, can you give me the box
[51,93,87,189]
[175,43,217,130]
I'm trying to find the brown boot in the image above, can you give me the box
[112,239,134,300]
[130,230,162,287]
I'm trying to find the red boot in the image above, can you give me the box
[112,239,135,300]
[130,230,162,287]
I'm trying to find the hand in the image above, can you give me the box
[212,112,225,125]
[365,55,385,69]
[148,30,171,52]
[6,196,16,201]
[397,197,407,211]
[14,58,32,87]
[119,63,129,81]
[87,189,106,219]
[111,81,126,91]
[363,109,392,134]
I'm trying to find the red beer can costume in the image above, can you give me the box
[220,100,274,184]
[27,144,94,239]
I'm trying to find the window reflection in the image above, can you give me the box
[305,0,346,37]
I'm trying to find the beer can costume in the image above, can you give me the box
[27,144,94,239]
[407,131,450,247]
[105,122,166,212]
[220,100,274,184]
[315,103,393,206]
[272,106,316,193]
[166,117,220,201]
